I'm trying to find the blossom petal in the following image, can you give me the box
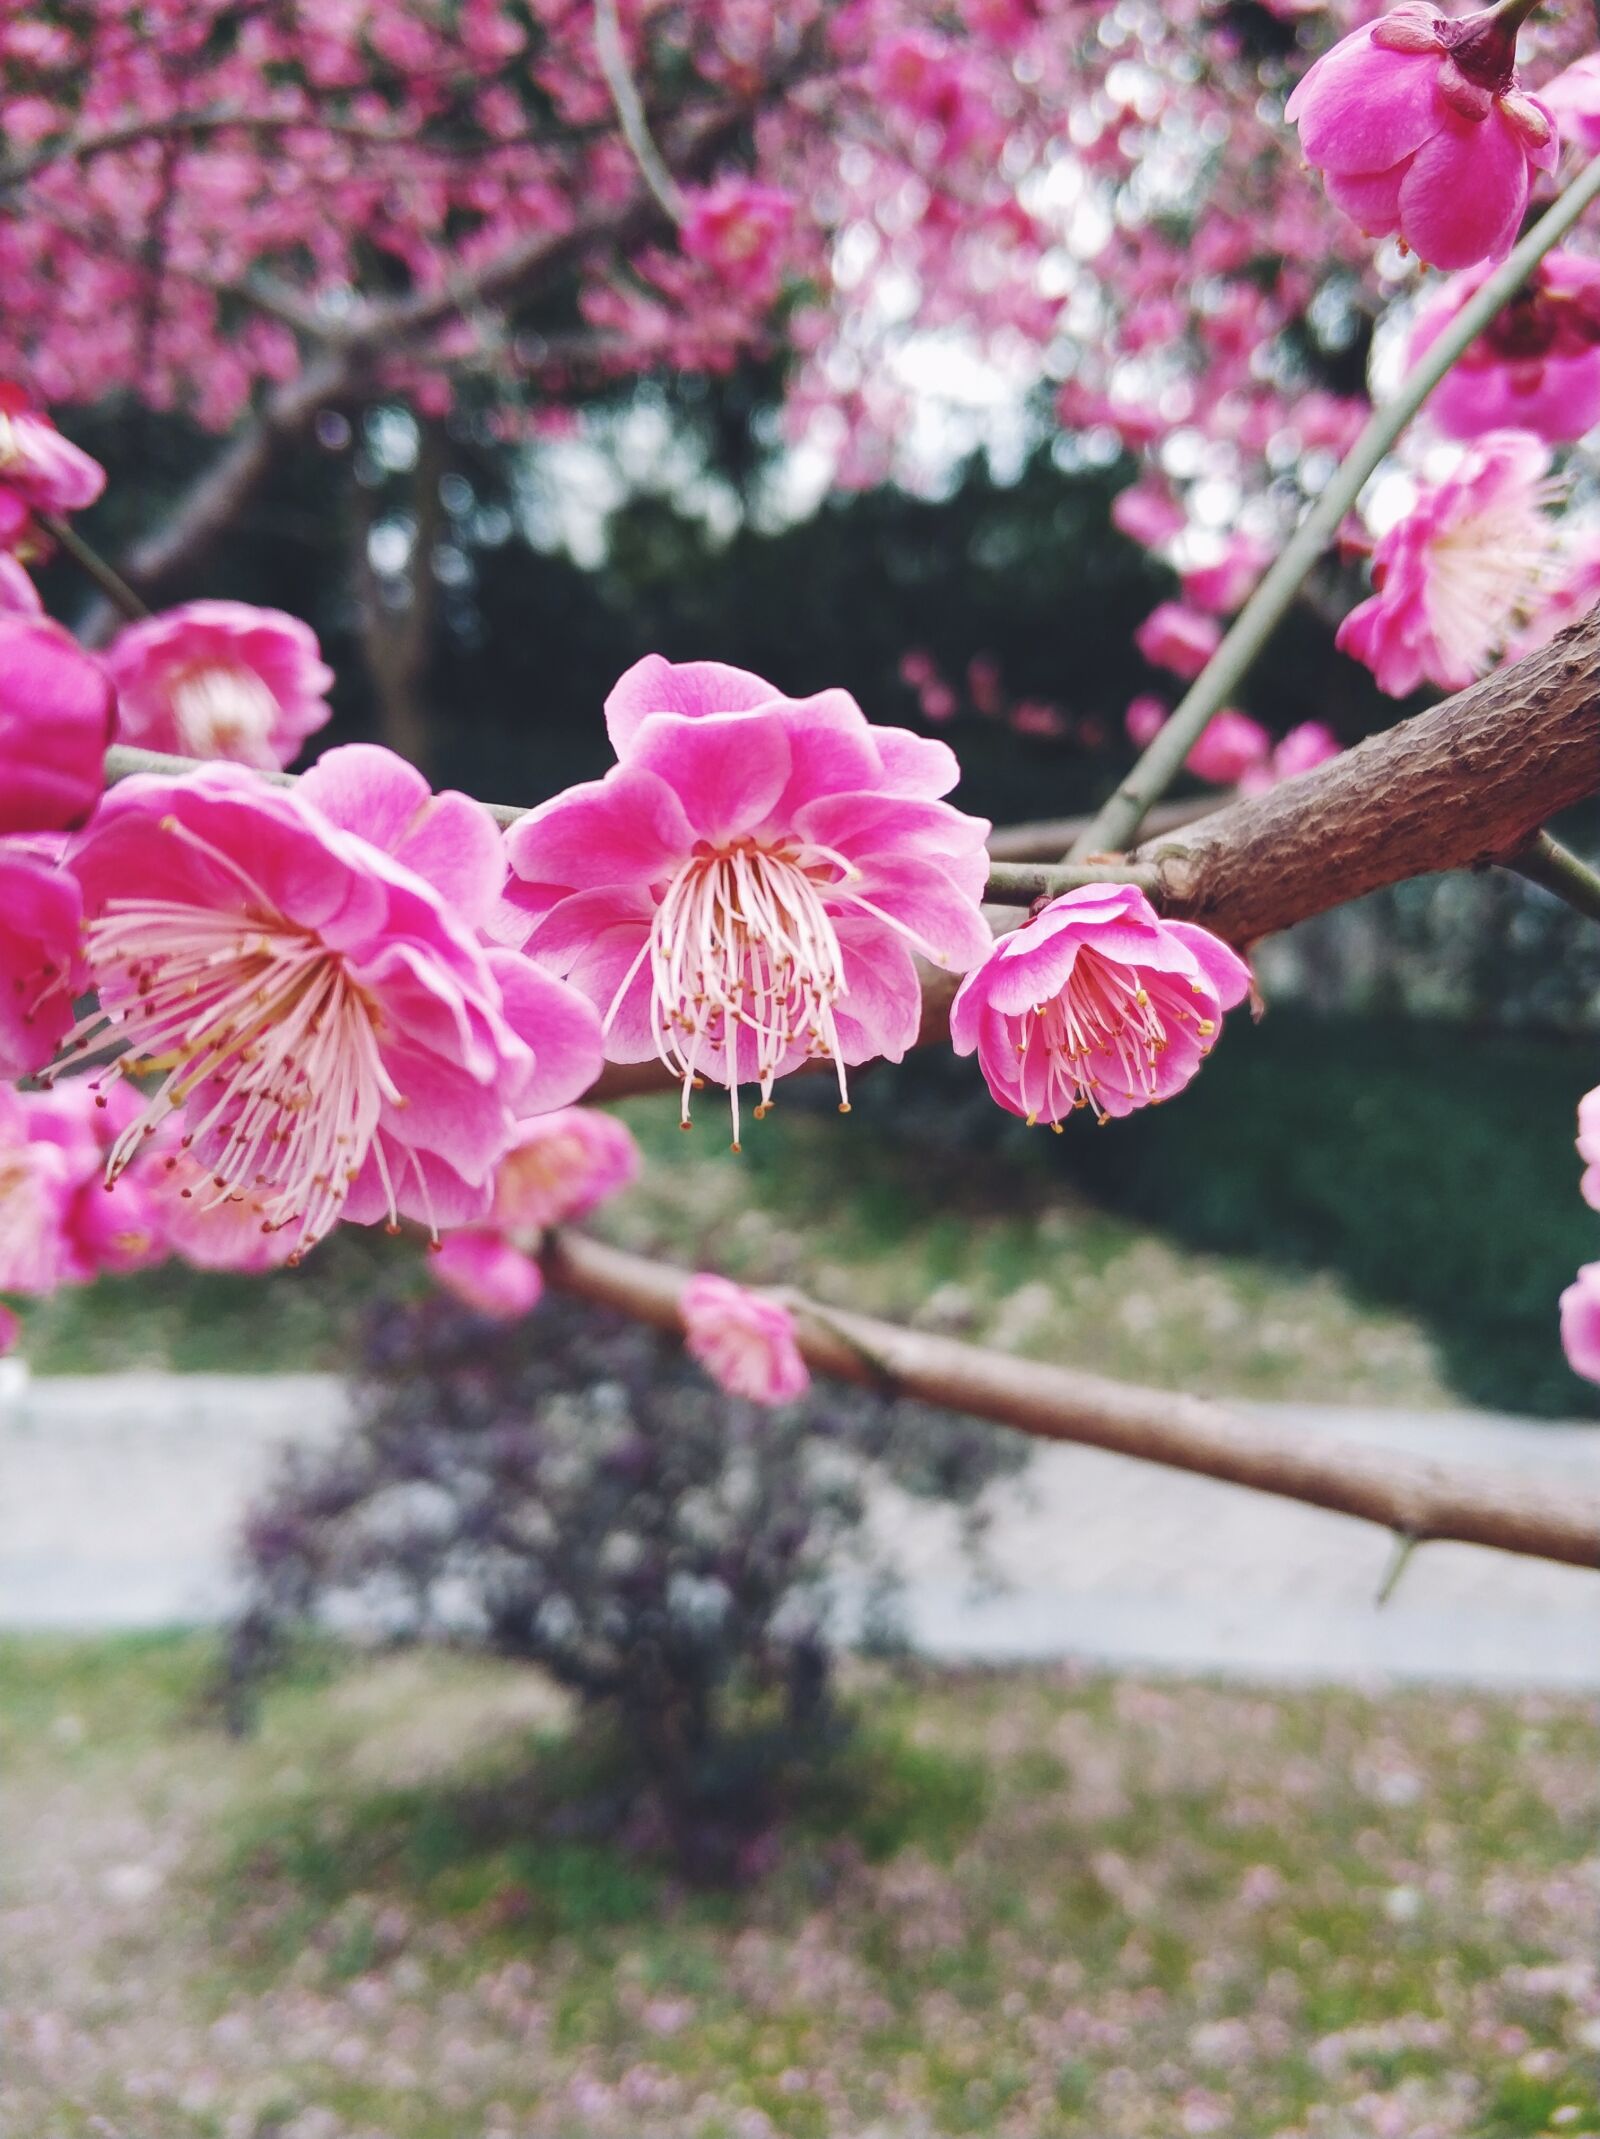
[487,947,607,1113]
[506,765,696,899]
[604,653,778,753]
[626,708,793,843]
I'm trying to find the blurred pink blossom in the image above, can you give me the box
[433,1229,544,1319]
[1559,1263,1600,1384]
[488,1107,640,1232]
[1578,1086,1600,1211]
[105,600,334,770]
[1186,710,1271,786]
[1408,252,1600,445]
[681,1273,810,1405]
[1135,602,1222,680]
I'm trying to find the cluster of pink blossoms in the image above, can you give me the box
[0,410,1270,1400]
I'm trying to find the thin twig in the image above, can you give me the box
[1070,152,1600,863]
[1508,830,1600,925]
[39,515,150,623]
[593,0,686,224]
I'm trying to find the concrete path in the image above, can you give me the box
[2,1370,1597,1689]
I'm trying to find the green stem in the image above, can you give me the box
[1507,830,1600,924]
[1070,153,1600,863]
[38,512,150,623]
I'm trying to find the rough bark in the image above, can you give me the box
[1135,613,1600,944]
[544,1233,1600,1571]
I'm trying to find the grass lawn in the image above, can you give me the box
[4,1635,1597,2137]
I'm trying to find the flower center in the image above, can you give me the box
[634,841,851,1147]
[57,882,397,1256]
[169,663,281,763]
[1011,947,1214,1124]
[1425,486,1565,672]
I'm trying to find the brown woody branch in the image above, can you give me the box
[544,1232,1600,1572]
[1130,613,1600,945]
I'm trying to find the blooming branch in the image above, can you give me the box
[542,1231,1600,1572]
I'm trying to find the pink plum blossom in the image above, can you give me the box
[0,385,105,515]
[1125,696,1168,748]
[681,1273,810,1405]
[506,656,992,1144]
[0,838,83,1081]
[950,883,1252,1125]
[1262,721,1341,785]
[1559,1263,1600,1385]
[433,1229,544,1318]
[488,1108,641,1232]
[1180,533,1270,615]
[1135,602,1222,680]
[1408,253,1600,444]
[1112,481,1185,551]
[1578,1086,1600,1212]
[1186,710,1272,786]
[61,746,604,1257]
[0,1302,16,1356]
[1336,431,1583,696]
[105,600,334,769]
[1287,4,1557,271]
[681,179,795,304]
[0,618,115,836]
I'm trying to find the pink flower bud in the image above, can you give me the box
[1135,601,1222,680]
[1186,710,1271,787]
[681,1273,810,1405]
[1287,4,1558,271]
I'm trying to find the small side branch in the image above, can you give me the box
[593,0,686,224]
[1508,831,1600,925]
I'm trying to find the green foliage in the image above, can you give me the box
[878,1011,1600,1418]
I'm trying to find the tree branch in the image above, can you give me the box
[1069,151,1600,861]
[102,590,1600,1099]
[1509,829,1600,925]
[87,93,764,625]
[1132,608,1600,945]
[543,1232,1600,1572]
